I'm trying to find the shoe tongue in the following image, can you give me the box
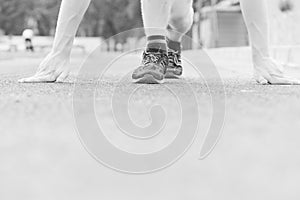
[146,48,167,54]
[167,39,181,52]
[168,49,180,54]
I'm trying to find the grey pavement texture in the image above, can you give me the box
[0,48,300,200]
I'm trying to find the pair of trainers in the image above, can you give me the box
[132,49,183,84]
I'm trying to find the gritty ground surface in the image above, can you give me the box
[1,50,300,200]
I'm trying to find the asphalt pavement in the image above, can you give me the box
[0,49,300,200]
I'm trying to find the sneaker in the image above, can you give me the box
[132,50,168,84]
[165,49,183,79]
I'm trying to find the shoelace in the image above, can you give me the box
[142,51,168,68]
[168,51,181,67]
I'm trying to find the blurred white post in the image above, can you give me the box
[192,0,202,49]
[211,0,219,48]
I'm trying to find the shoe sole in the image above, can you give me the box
[165,72,181,79]
[133,74,164,84]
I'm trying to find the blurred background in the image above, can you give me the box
[0,0,299,53]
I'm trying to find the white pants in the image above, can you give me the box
[240,0,271,60]
[49,0,270,58]
[21,0,298,84]
[44,0,271,70]
[142,0,194,40]
[50,0,91,59]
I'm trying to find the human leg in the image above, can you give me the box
[165,0,194,78]
[240,0,300,84]
[132,0,172,83]
[19,0,91,83]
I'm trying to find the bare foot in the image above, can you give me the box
[18,53,71,83]
[253,57,300,85]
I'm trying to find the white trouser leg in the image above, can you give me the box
[51,0,91,58]
[240,0,300,85]
[19,0,91,83]
[240,0,270,60]
[168,0,194,42]
[141,0,173,37]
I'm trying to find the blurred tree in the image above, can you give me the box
[279,0,294,13]
[0,0,26,34]
[2,0,232,38]
[0,0,60,35]
[31,0,61,36]
[80,0,142,39]
[0,0,142,37]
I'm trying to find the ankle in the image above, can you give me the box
[252,48,271,63]
[167,38,181,53]
[146,35,167,53]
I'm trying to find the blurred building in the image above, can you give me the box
[199,2,248,48]
[198,0,300,48]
